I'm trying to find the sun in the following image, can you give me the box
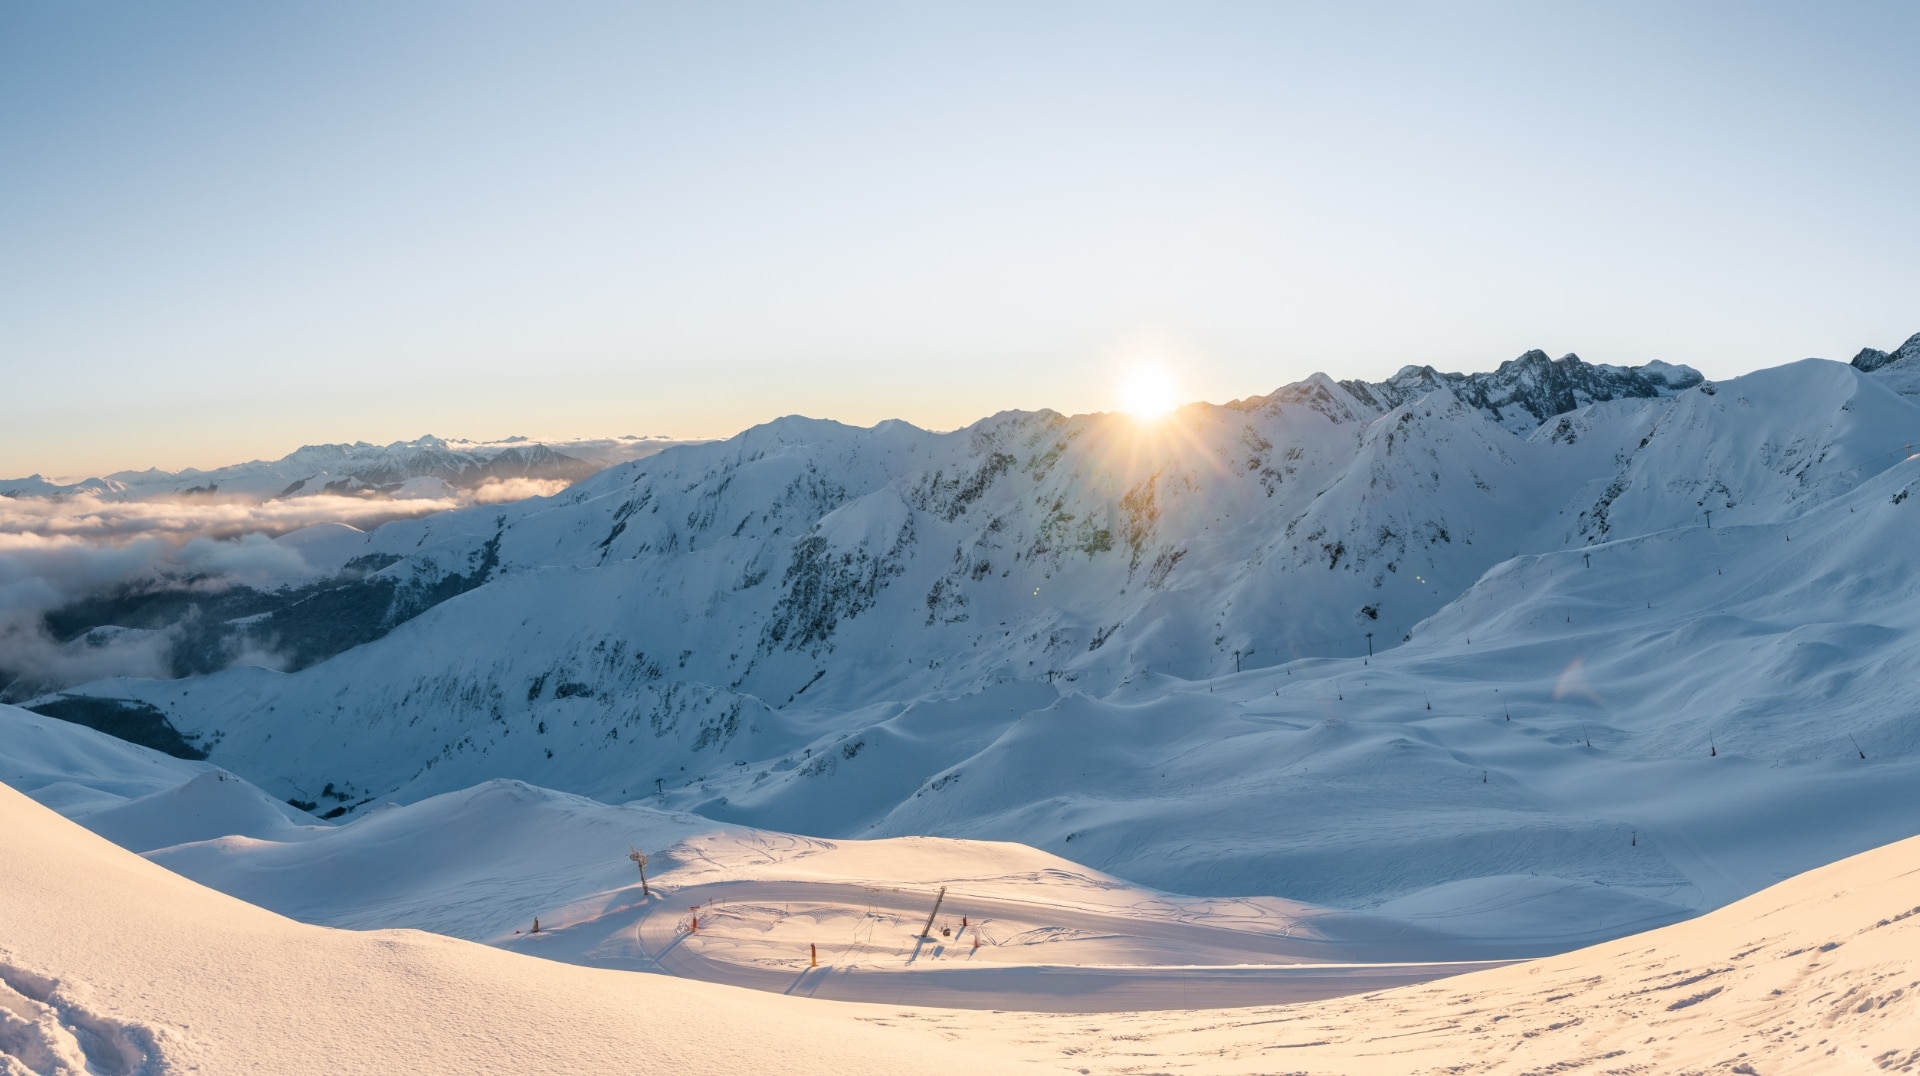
[1118,366,1180,421]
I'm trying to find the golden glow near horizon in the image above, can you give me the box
[1118,366,1181,421]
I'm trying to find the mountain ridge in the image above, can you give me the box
[0,433,703,501]
[21,348,1920,928]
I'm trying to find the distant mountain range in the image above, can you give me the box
[0,434,706,502]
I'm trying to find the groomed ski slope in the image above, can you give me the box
[5,771,1919,1074]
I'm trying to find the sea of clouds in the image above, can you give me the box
[0,480,567,700]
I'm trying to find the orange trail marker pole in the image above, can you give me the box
[810,943,817,968]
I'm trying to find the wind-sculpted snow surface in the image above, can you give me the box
[35,353,1920,931]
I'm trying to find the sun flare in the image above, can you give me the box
[1119,366,1180,421]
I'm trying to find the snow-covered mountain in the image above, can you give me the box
[30,350,1711,691]
[26,344,1920,931]
[0,433,703,502]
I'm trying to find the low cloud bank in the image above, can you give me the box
[0,491,465,542]
[0,478,570,542]
[470,477,572,504]
[0,529,320,700]
[0,479,567,700]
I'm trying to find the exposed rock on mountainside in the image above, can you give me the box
[1336,349,1702,434]
[1854,331,1920,398]
[1850,331,1920,373]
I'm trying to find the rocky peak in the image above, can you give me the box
[1339,350,1701,434]
[1850,332,1920,373]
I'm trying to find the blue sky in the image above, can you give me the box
[3,2,1916,476]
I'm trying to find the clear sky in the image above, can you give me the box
[3,1,1916,478]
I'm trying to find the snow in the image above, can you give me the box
[4,761,1919,1072]
[151,777,728,938]
[7,344,1920,1070]
[30,354,1920,951]
[996,830,1920,1071]
[142,782,1515,1010]
[79,769,317,853]
[0,779,1033,1076]
[0,705,207,811]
